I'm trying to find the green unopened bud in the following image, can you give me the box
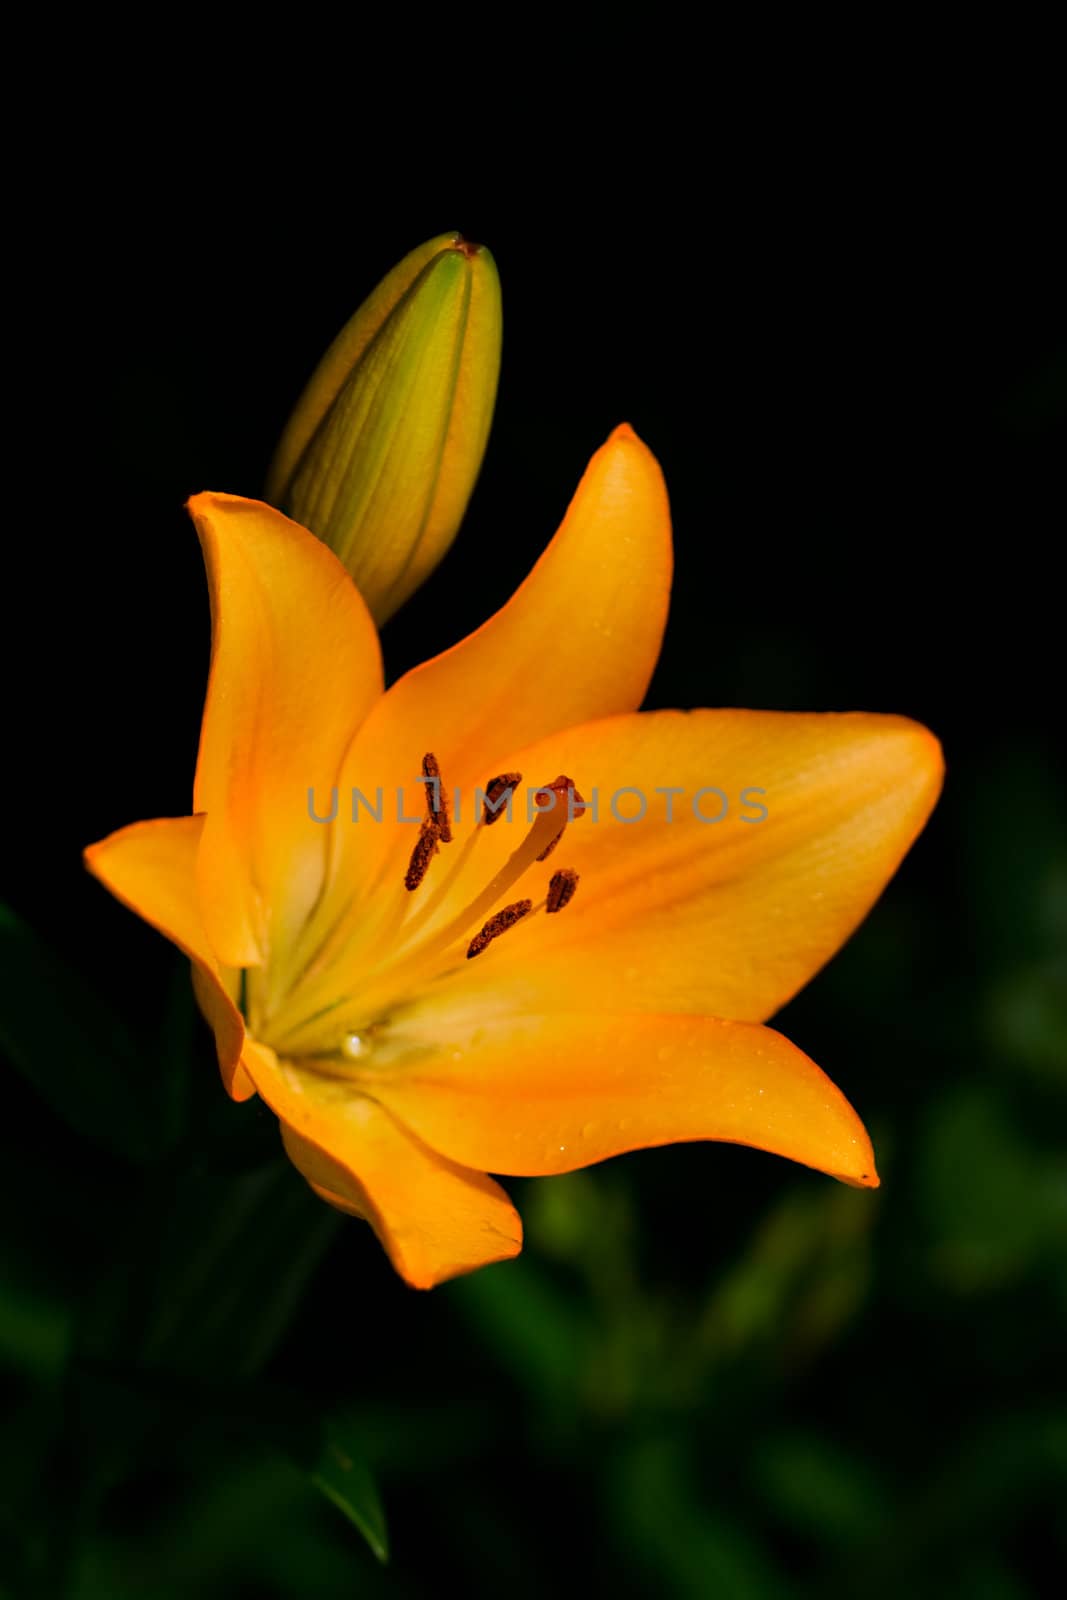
[267,231,502,624]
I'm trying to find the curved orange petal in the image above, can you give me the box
[83,816,253,1100]
[413,708,942,1025]
[351,424,671,783]
[190,493,383,968]
[362,1012,878,1186]
[317,425,671,915]
[241,1041,522,1289]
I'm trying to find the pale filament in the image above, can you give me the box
[257,759,578,1059]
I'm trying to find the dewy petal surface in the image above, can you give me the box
[241,1042,522,1289]
[83,816,253,1099]
[361,1013,878,1187]
[421,708,943,1024]
[190,494,383,968]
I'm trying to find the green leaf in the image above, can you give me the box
[0,903,162,1164]
[70,1157,339,1388]
[40,1367,389,1592]
[311,1419,389,1564]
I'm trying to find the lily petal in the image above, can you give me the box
[190,493,383,968]
[427,708,943,1024]
[364,1012,878,1186]
[241,1041,522,1289]
[321,424,671,907]
[83,816,253,1100]
[357,423,670,778]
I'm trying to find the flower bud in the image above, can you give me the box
[267,232,501,623]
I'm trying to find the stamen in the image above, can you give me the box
[535,775,585,861]
[467,899,533,959]
[421,752,452,843]
[405,819,439,891]
[290,770,586,1035]
[483,772,522,825]
[386,799,562,977]
[546,868,579,913]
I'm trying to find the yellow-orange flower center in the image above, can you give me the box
[249,754,582,1072]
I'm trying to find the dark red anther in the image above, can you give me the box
[466,899,533,958]
[405,818,440,891]
[546,868,579,914]
[482,772,522,826]
[421,752,452,843]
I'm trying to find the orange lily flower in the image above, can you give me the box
[85,425,943,1288]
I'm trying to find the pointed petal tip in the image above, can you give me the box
[840,1163,880,1190]
[82,817,179,882]
[882,710,943,760]
[599,422,666,484]
[82,834,129,893]
[911,719,945,784]
[609,421,639,442]
[185,489,233,517]
[185,489,280,524]
[400,1224,524,1291]
[831,1118,879,1189]
[595,421,668,494]
[384,1177,524,1290]
[185,491,284,544]
[876,713,946,805]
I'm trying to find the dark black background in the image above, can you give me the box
[6,92,1066,1597]
[16,110,1065,937]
